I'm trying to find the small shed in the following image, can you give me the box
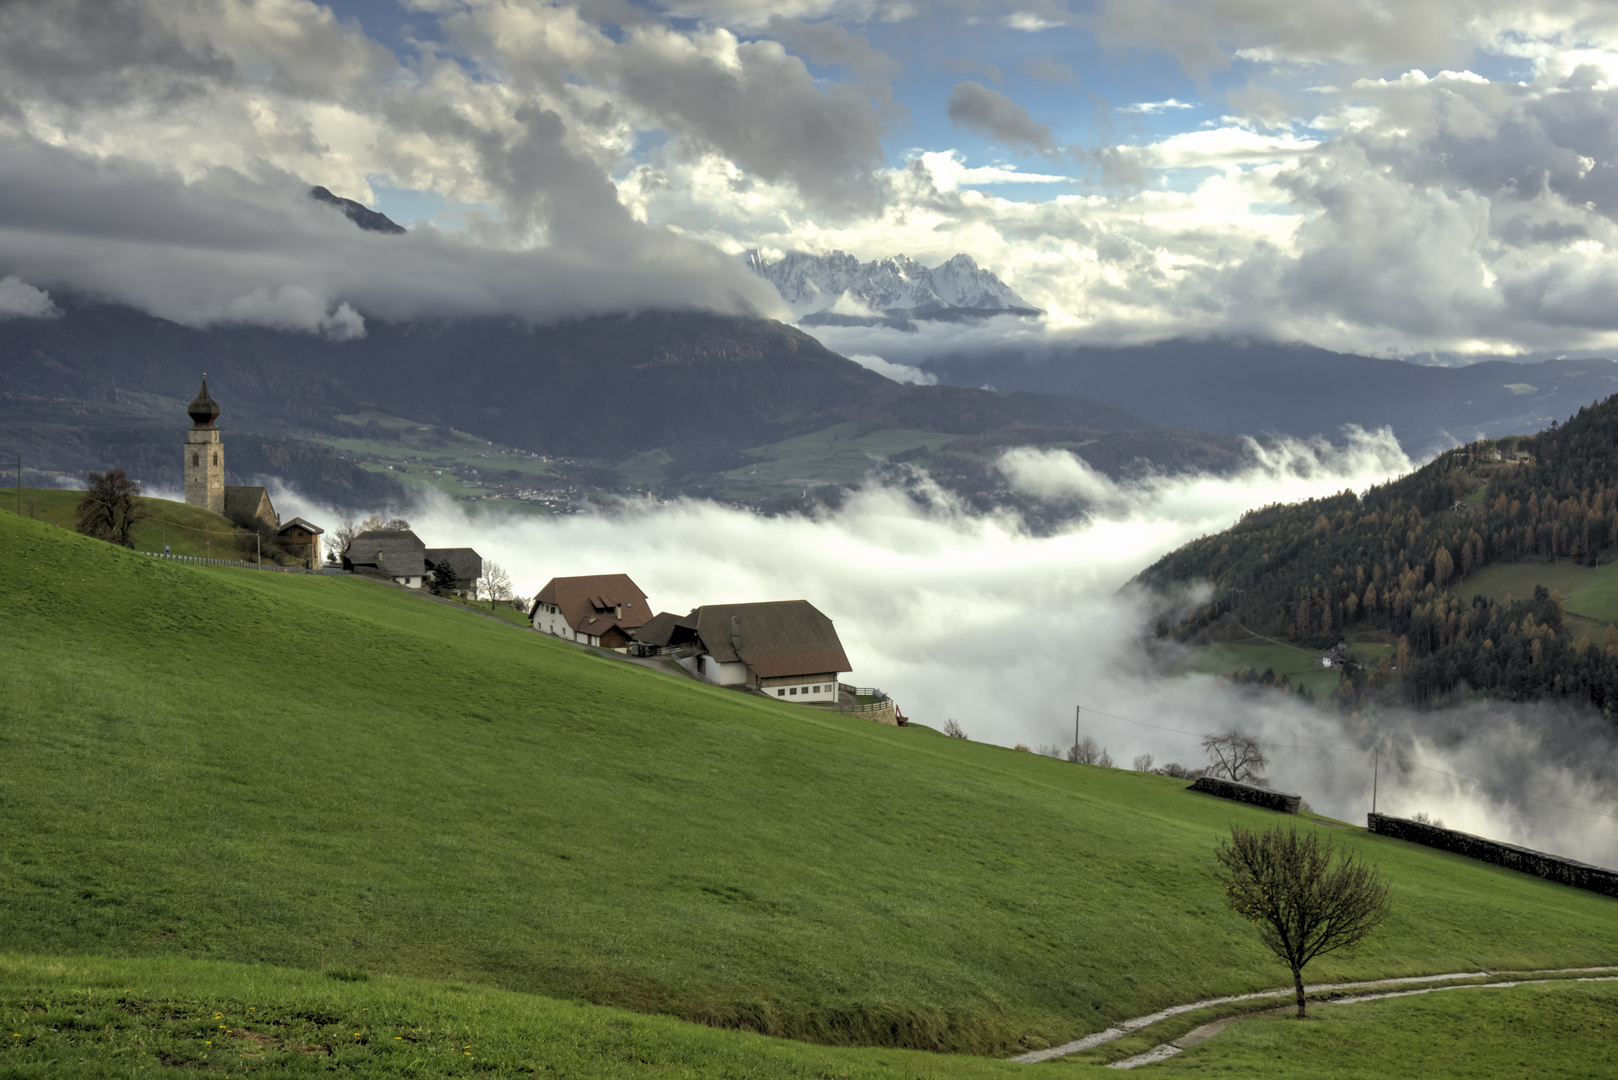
[276,516,324,568]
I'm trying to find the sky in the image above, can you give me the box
[6,1,1618,359]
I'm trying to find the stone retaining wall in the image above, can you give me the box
[1367,813,1618,898]
[1188,776,1301,813]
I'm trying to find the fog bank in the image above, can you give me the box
[262,433,1618,868]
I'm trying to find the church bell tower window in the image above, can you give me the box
[193,453,199,467]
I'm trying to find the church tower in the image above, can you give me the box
[184,376,225,515]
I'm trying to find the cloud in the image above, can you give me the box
[846,352,937,384]
[947,81,1061,157]
[1020,56,1079,84]
[1122,97,1194,113]
[0,137,782,332]
[0,275,60,320]
[264,434,1618,870]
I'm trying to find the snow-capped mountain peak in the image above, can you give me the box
[746,249,1036,322]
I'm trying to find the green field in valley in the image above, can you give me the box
[1456,560,1618,628]
[5,507,1618,1073]
[1181,639,1345,698]
[715,423,960,495]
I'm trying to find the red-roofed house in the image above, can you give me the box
[530,573,651,649]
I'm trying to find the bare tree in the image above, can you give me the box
[1202,729,1269,784]
[942,718,968,739]
[1214,825,1392,1018]
[1034,743,1064,758]
[482,561,514,608]
[1069,736,1112,766]
[327,518,359,563]
[1132,752,1156,773]
[1411,811,1446,828]
[75,469,145,547]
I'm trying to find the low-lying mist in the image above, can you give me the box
[263,428,1618,869]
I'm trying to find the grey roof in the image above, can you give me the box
[635,610,699,648]
[224,485,275,527]
[277,516,324,536]
[692,600,851,678]
[348,529,426,578]
[425,547,482,584]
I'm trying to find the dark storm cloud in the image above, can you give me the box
[0,137,780,333]
[946,81,1060,157]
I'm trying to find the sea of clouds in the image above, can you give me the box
[253,431,1618,869]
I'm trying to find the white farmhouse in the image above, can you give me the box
[530,573,651,649]
[640,600,851,703]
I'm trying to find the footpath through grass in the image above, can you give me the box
[4,509,1618,1057]
[1139,978,1618,1079]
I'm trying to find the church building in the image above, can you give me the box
[182,376,281,534]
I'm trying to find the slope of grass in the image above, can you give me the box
[1138,978,1618,1079]
[8,488,256,559]
[0,955,1036,1079]
[1182,640,1343,698]
[1457,560,1618,625]
[3,508,1618,1057]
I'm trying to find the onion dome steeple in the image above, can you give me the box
[188,375,220,428]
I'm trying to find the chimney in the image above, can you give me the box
[730,615,742,653]
[615,603,623,620]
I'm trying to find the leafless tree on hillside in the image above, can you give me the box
[329,518,358,561]
[478,561,514,607]
[1069,736,1112,766]
[1202,729,1269,784]
[1214,825,1391,1018]
[1035,743,1065,758]
[1133,752,1156,773]
[942,718,968,739]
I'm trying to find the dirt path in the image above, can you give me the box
[1010,967,1618,1065]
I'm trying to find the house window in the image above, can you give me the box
[777,689,785,696]
[789,687,798,695]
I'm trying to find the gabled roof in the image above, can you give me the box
[531,574,651,635]
[634,610,699,648]
[425,547,482,584]
[692,600,851,678]
[348,529,426,578]
[224,485,274,526]
[277,516,324,536]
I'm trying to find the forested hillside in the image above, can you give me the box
[1138,395,1618,711]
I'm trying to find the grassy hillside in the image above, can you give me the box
[9,488,261,560]
[4,508,1618,1060]
[5,956,1614,1078]
[1139,395,1618,709]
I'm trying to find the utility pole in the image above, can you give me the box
[1372,748,1379,815]
[1073,705,1081,763]
[15,453,19,516]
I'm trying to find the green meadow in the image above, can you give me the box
[1458,559,1618,627]
[1181,639,1344,698]
[4,507,1618,1072]
[8,488,258,560]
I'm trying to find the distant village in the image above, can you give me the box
[175,378,895,722]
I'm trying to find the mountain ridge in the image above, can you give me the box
[746,249,1038,323]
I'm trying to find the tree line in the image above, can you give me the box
[1138,396,1618,713]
